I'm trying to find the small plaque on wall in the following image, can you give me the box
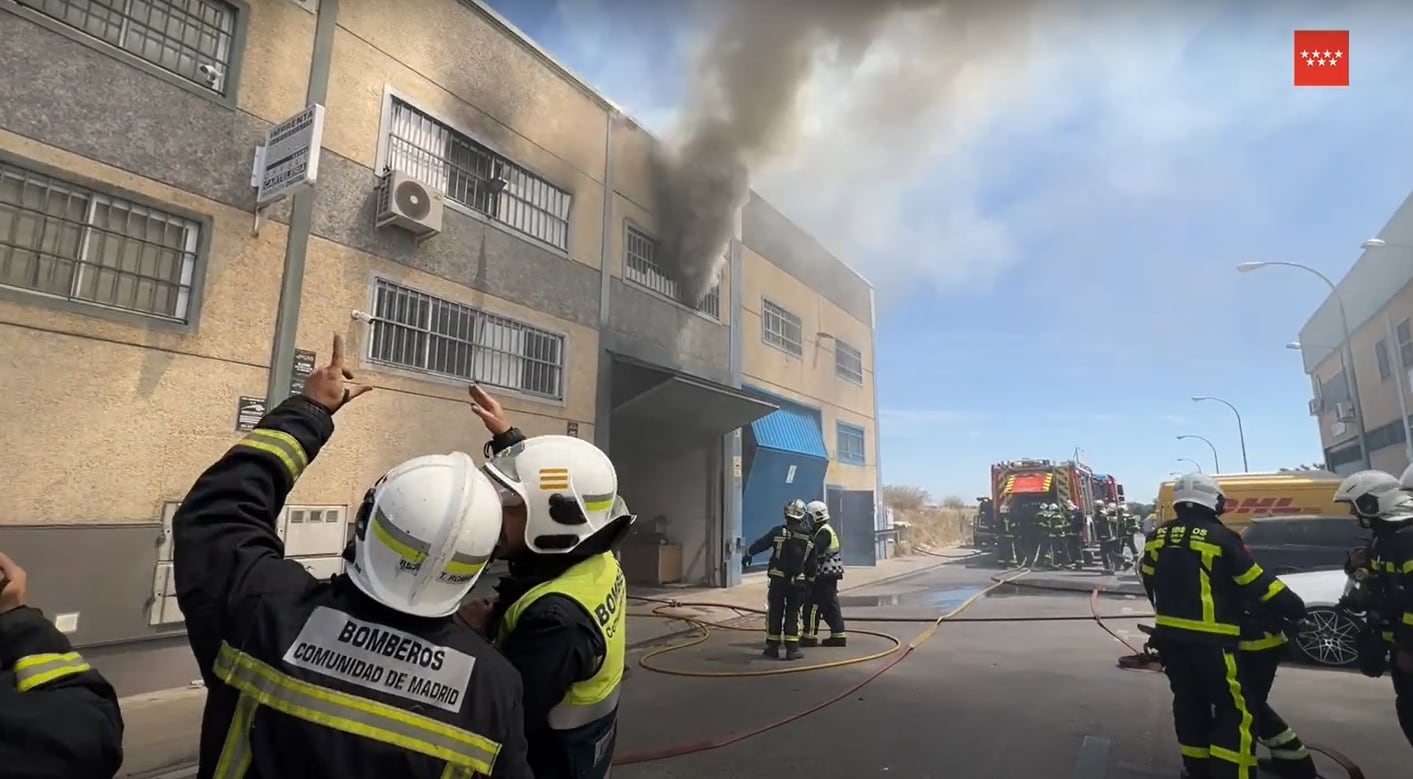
[566,421,580,437]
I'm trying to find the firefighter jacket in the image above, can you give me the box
[172,395,533,779]
[811,523,845,580]
[0,605,123,779]
[748,524,818,581]
[1350,523,1413,650]
[1138,515,1306,647]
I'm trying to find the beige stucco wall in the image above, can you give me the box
[739,247,877,490]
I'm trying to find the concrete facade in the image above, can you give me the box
[1297,191,1413,476]
[0,0,878,695]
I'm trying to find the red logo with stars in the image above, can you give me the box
[1293,30,1349,87]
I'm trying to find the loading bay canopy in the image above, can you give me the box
[610,354,777,445]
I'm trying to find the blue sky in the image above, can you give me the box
[483,0,1413,502]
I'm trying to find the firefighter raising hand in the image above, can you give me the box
[302,333,373,412]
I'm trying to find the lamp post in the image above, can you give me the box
[1177,434,1221,473]
[1237,260,1369,470]
[1177,457,1204,472]
[1190,396,1249,472]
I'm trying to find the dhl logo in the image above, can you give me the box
[1224,496,1323,516]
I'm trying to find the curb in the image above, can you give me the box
[992,575,1146,598]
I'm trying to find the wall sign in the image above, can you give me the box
[785,464,797,485]
[290,348,317,396]
[236,396,266,432]
[566,421,579,437]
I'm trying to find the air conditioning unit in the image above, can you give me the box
[375,171,444,241]
[1308,398,1321,416]
[1335,401,1357,422]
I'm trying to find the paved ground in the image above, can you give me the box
[613,557,1402,778]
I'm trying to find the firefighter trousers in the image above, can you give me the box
[1160,641,1258,779]
[997,533,1020,566]
[765,577,804,646]
[803,577,846,641]
[1393,662,1413,748]
[1239,648,1316,777]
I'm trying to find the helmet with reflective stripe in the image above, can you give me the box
[348,452,503,618]
[1171,472,1225,514]
[784,499,807,521]
[805,499,829,526]
[1340,469,1413,522]
[482,435,632,554]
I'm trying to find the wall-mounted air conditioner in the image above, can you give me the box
[376,171,444,241]
[1335,401,1357,422]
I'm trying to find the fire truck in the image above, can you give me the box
[980,459,1127,563]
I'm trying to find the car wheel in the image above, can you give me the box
[1294,607,1360,668]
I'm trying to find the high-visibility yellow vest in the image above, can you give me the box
[498,552,626,729]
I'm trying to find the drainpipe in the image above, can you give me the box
[725,239,746,586]
[593,111,617,451]
[264,0,340,407]
[867,285,886,559]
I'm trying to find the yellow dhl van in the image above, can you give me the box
[1154,472,1346,530]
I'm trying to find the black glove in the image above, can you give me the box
[741,556,752,571]
[1356,631,1389,679]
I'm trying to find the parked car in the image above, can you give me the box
[1280,568,1359,668]
[1239,514,1369,575]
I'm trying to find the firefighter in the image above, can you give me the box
[0,551,124,779]
[1339,468,1413,748]
[457,385,636,779]
[1119,505,1142,564]
[1040,503,1068,568]
[1139,473,1307,779]
[1093,502,1118,573]
[1236,611,1318,779]
[801,499,847,648]
[172,335,533,779]
[1064,501,1085,569]
[996,503,1021,567]
[743,500,818,660]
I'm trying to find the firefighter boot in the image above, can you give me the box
[822,636,847,647]
[799,637,819,647]
[784,644,804,661]
[763,641,780,659]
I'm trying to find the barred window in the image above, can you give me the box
[762,299,803,356]
[623,224,720,318]
[22,0,239,95]
[0,161,199,321]
[836,423,866,465]
[368,279,565,400]
[835,340,864,384]
[385,98,571,250]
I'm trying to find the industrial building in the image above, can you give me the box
[1297,191,1413,475]
[0,0,880,695]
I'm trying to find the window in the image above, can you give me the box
[0,160,200,322]
[1376,339,1393,381]
[23,0,239,95]
[835,340,864,384]
[762,299,803,356]
[622,224,720,318]
[384,98,571,250]
[368,278,565,400]
[1399,319,1413,368]
[836,423,866,465]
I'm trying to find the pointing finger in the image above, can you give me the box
[331,333,345,367]
[342,367,354,380]
[346,384,374,400]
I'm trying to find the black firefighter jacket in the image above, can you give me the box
[172,395,533,779]
[0,605,124,779]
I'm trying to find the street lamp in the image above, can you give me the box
[1177,434,1221,472]
[1236,260,1370,469]
[1177,457,1203,472]
[1363,239,1387,249]
[1191,396,1250,472]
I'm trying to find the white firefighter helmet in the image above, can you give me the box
[805,499,829,525]
[482,435,632,554]
[347,452,504,618]
[784,499,807,520]
[1171,473,1225,514]
[1337,470,1413,521]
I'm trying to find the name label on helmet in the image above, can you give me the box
[282,606,475,713]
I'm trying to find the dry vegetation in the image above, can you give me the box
[884,485,975,555]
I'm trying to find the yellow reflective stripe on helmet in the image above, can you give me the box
[371,508,430,564]
[235,429,309,481]
[444,551,489,577]
[13,651,91,692]
[212,693,259,779]
[1258,579,1287,603]
[212,643,500,774]
[582,492,615,513]
[1232,563,1264,586]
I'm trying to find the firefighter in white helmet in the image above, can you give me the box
[457,386,635,779]
[800,499,847,647]
[172,335,533,779]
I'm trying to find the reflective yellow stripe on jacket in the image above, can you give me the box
[498,552,626,730]
[1147,532,1242,637]
[210,642,500,778]
[234,428,309,482]
[12,651,92,692]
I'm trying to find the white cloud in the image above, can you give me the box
[878,408,980,427]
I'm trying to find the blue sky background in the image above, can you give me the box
[483,0,1413,502]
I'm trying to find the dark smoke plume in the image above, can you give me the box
[653,0,1035,304]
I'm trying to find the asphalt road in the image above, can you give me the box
[613,558,1405,778]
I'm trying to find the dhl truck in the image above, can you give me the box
[1154,471,1346,529]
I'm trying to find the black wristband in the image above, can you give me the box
[484,427,525,458]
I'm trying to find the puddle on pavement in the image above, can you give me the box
[837,583,1038,608]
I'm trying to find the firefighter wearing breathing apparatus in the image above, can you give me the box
[1139,473,1307,779]
[1337,468,1413,748]
[744,499,819,660]
[801,499,847,648]
[456,385,636,779]
[172,335,534,779]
